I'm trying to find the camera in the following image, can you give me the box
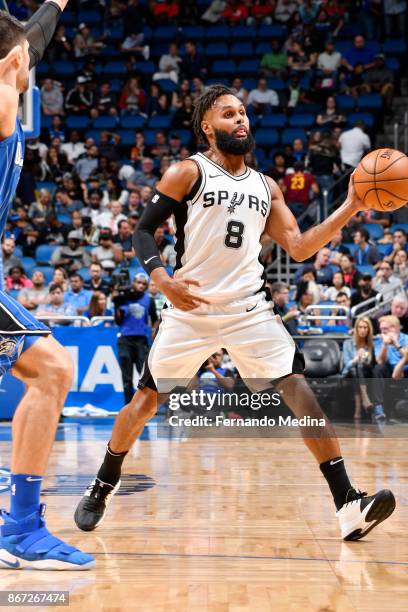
[112,267,132,294]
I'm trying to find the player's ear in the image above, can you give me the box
[201,120,212,141]
[0,44,24,71]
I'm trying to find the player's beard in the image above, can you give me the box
[214,128,255,155]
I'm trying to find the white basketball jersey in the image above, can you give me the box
[172,152,272,303]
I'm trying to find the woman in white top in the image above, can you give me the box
[324,271,351,301]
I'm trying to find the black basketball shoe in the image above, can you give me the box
[336,488,396,541]
[74,479,120,531]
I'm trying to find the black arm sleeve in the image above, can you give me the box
[24,1,62,69]
[149,298,158,324]
[133,189,179,276]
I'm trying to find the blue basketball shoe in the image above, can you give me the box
[0,504,95,570]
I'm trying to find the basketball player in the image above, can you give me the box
[75,85,395,541]
[0,4,94,569]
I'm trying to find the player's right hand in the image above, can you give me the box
[162,277,210,311]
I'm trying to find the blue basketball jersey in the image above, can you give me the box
[0,119,25,239]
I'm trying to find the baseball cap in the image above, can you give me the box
[362,273,373,280]
[78,22,87,30]
[99,228,113,240]
[134,273,149,283]
[68,230,82,240]
[375,53,385,59]
[77,76,88,84]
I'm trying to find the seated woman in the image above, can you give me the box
[324,271,351,301]
[342,317,375,420]
[84,291,113,325]
[316,96,346,128]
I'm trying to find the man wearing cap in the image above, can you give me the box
[74,22,101,58]
[113,274,158,403]
[65,76,93,115]
[51,230,91,273]
[363,54,395,113]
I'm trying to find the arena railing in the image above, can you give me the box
[393,111,408,152]
[304,304,350,324]
[36,315,91,326]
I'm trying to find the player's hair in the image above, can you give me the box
[192,84,237,144]
[0,11,26,60]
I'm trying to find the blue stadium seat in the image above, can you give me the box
[134,61,155,75]
[348,112,374,128]
[36,62,49,77]
[260,114,287,128]
[358,94,382,111]
[212,60,236,76]
[254,148,266,165]
[206,42,229,57]
[66,116,90,130]
[170,129,191,145]
[78,10,100,25]
[383,39,407,55]
[365,41,381,55]
[336,94,356,111]
[35,245,57,265]
[106,24,124,41]
[117,131,138,146]
[257,24,286,40]
[56,213,72,225]
[93,116,118,129]
[376,243,393,257]
[153,26,178,41]
[110,79,123,93]
[78,267,91,282]
[85,130,101,144]
[356,265,376,276]
[242,78,257,91]
[21,257,36,275]
[281,128,306,145]
[267,77,285,91]
[120,115,146,129]
[206,78,230,86]
[288,114,315,128]
[254,129,279,148]
[231,42,254,58]
[143,130,158,146]
[148,115,172,129]
[154,79,178,92]
[53,60,76,77]
[335,41,352,55]
[342,243,355,252]
[182,25,205,41]
[237,59,260,75]
[362,223,384,240]
[205,25,231,40]
[14,246,23,258]
[42,116,53,129]
[40,267,55,284]
[36,181,56,194]
[231,25,256,41]
[391,223,408,233]
[385,57,400,71]
[103,62,126,77]
[60,11,75,25]
[293,103,323,114]
[255,42,271,55]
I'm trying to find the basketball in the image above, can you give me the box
[354,148,408,212]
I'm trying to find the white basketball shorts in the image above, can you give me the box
[139,293,304,393]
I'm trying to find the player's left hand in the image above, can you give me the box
[346,171,367,212]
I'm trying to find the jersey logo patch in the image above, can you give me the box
[0,338,18,357]
[15,142,24,167]
[227,192,245,214]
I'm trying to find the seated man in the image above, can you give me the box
[373,260,404,301]
[372,315,408,422]
[296,247,334,287]
[270,281,299,336]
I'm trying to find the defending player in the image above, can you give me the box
[75,85,395,542]
[0,4,94,569]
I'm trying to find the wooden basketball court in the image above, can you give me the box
[0,423,407,611]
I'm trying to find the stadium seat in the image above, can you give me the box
[231,42,254,58]
[242,78,257,91]
[116,130,138,147]
[53,60,76,77]
[260,114,287,128]
[66,116,90,130]
[237,60,260,75]
[93,116,118,129]
[120,115,146,129]
[212,60,236,76]
[356,265,376,276]
[85,130,101,144]
[281,128,306,145]
[255,42,271,56]
[231,25,256,41]
[362,223,384,240]
[358,94,382,111]
[37,181,56,194]
[154,79,178,92]
[182,25,205,41]
[56,213,72,225]
[134,61,155,75]
[153,26,178,41]
[385,57,400,71]
[21,257,36,275]
[103,62,126,77]
[376,243,393,257]
[267,77,285,91]
[78,267,91,282]
[205,25,231,41]
[336,94,356,111]
[170,130,191,145]
[254,129,279,148]
[36,62,49,77]
[35,245,57,265]
[206,42,229,58]
[302,339,341,377]
[14,246,23,258]
[391,223,408,233]
[40,267,55,284]
[147,115,172,129]
[383,39,407,55]
[288,114,315,128]
[348,112,374,128]
[257,24,286,40]
[78,10,100,25]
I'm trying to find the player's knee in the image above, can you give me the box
[39,347,73,396]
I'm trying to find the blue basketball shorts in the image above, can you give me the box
[0,290,50,377]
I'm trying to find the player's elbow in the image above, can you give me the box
[288,246,308,262]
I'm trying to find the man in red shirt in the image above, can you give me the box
[280,161,319,219]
